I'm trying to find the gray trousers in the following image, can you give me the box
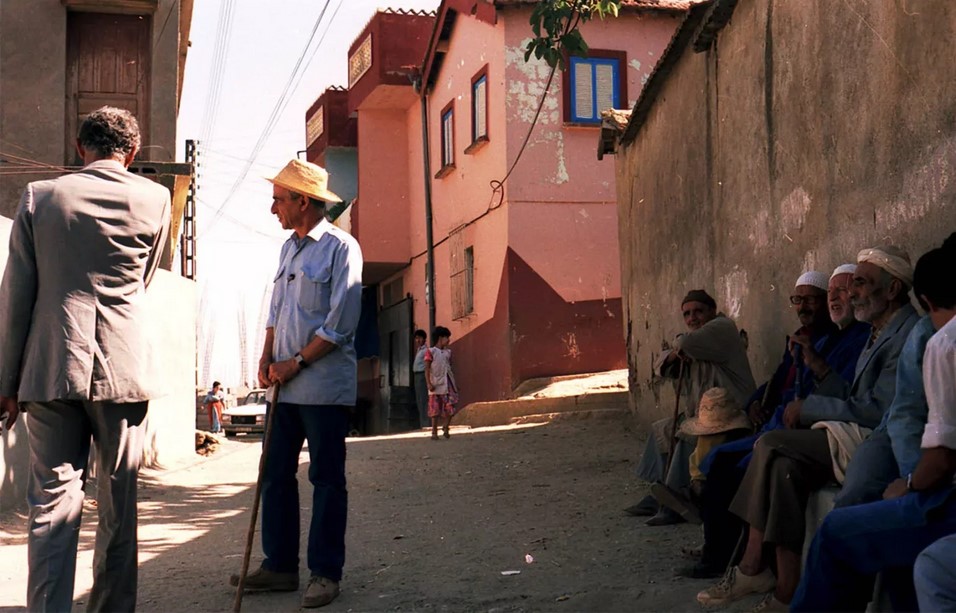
[834,426,899,508]
[414,372,428,428]
[26,399,148,613]
[729,428,832,551]
[636,416,696,492]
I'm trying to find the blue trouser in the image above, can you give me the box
[834,426,900,508]
[915,534,956,612]
[261,403,350,582]
[791,486,956,612]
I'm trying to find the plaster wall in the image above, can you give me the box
[0,1,183,218]
[355,108,413,266]
[616,0,956,422]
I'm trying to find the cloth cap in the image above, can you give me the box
[830,264,857,280]
[857,245,913,286]
[795,271,828,292]
[266,159,342,203]
[680,387,752,436]
[681,289,717,309]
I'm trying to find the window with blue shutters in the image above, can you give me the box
[564,51,627,125]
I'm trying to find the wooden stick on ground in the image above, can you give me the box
[233,382,280,613]
[663,358,686,479]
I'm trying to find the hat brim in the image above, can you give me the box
[266,177,342,203]
[680,413,753,436]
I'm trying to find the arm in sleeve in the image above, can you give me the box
[314,238,363,346]
[675,317,738,363]
[920,329,956,451]
[887,319,934,475]
[0,187,38,396]
[800,349,901,429]
[142,189,171,288]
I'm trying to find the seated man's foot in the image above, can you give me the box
[750,593,789,613]
[302,576,340,608]
[624,494,659,517]
[651,482,702,525]
[674,560,725,579]
[229,566,299,592]
[696,565,775,607]
[645,506,686,526]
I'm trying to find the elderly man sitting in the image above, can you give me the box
[697,246,920,612]
[628,290,756,526]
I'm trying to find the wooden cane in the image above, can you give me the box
[663,358,686,479]
[233,381,281,613]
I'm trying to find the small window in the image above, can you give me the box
[469,66,488,149]
[564,51,627,125]
[451,236,474,319]
[463,246,474,316]
[436,101,455,177]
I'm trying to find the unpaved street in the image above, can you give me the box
[0,417,738,612]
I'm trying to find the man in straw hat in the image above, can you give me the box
[229,159,363,608]
[792,234,956,612]
[673,269,869,578]
[629,290,756,526]
[698,246,920,612]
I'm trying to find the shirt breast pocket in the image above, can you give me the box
[299,265,332,312]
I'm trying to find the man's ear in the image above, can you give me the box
[921,294,938,314]
[887,277,906,302]
[75,140,86,161]
[122,145,139,168]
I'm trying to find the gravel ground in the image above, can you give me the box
[0,415,768,612]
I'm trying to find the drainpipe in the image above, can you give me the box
[415,75,437,335]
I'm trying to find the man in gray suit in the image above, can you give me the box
[0,107,170,612]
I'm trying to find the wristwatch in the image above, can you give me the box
[906,473,914,492]
[293,353,308,369]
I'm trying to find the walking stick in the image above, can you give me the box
[663,357,686,479]
[233,381,281,613]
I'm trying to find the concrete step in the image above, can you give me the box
[508,407,630,426]
[455,390,629,428]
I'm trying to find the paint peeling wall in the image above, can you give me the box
[616,0,956,422]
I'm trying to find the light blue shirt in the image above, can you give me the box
[885,315,936,476]
[267,219,363,406]
[413,345,427,373]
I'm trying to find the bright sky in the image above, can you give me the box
[177,0,439,391]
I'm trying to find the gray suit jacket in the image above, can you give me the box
[0,159,170,403]
[800,303,920,429]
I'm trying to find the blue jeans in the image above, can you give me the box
[915,534,956,612]
[834,427,900,508]
[792,486,956,612]
[260,403,350,582]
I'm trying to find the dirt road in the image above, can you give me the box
[0,416,749,612]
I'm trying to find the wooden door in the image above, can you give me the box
[66,12,151,164]
[377,297,416,433]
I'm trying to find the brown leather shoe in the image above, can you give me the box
[229,566,299,592]
[302,575,340,608]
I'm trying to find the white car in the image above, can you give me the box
[222,389,268,437]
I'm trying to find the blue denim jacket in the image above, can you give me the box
[884,315,936,476]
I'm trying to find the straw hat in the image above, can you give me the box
[266,159,342,203]
[680,387,751,436]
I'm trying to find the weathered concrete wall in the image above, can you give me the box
[0,0,182,218]
[617,0,956,422]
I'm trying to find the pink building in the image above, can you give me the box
[308,2,685,431]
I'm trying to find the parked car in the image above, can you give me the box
[222,389,268,437]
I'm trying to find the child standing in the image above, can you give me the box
[424,326,457,440]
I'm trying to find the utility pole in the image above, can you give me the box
[182,139,198,280]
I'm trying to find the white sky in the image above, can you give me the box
[177,0,440,390]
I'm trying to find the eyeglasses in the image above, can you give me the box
[789,295,823,306]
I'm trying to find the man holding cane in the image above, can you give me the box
[229,159,363,609]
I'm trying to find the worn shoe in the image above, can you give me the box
[674,560,726,579]
[750,593,789,612]
[697,566,775,607]
[651,482,702,525]
[680,544,703,559]
[645,506,686,526]
[624,494,659,517]
[229,566,299,592]
[302,575,340,608]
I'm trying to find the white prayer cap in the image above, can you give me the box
[795,271,828,291]
[830,264,857,280]
[857,246,913,286]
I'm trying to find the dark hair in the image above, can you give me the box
[414,329,427,340]
[913,243,956,310]
[212,381,221,388]
[432,326,451,341]
[78,106,141,158]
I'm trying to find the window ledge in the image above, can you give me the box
[453,310,476,321]
[434,164,456,179]
[464,136,489,154]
